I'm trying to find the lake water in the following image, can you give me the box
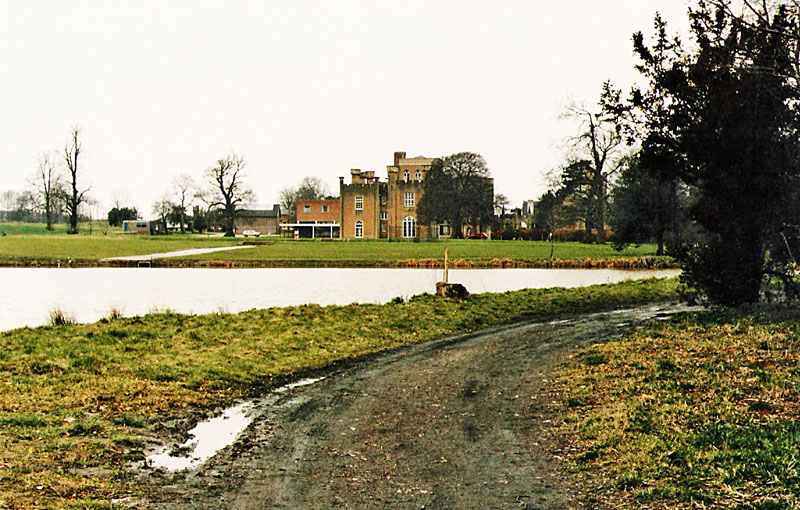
[0,267,680,332]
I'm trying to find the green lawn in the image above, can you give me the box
[0,233,237,262]
[0,277,678,509]
[561,308,800,509]
[178,238,666,267]
[0,222,670,268]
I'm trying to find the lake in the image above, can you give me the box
[0,267,680,331]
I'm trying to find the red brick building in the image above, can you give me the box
[338,151,492,239]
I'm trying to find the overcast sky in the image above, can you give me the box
[1,1,691,216]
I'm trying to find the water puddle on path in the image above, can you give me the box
[147,377,324,471]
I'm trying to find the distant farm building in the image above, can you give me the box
[235,205,281,236]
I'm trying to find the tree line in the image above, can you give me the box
[2,127,338,237]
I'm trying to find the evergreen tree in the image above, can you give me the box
[632,4,800,305]
[609,155,685,256]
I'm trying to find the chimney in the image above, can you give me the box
[394,151,406,167]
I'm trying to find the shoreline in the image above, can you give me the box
[0,255,678,270]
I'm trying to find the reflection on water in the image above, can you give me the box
[147,377,325,471]
[0,267,679,332]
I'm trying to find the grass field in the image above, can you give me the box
[180,238,662,266]
[0,223,670,268]
[0,278,678,509]
[0,232,237,262]
[561,308,800,509]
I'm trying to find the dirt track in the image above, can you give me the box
[140,303,687,509]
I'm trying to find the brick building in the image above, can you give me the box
[286,199,340,238]
[338,151,491,239]
[235,205,281,235]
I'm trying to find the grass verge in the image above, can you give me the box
[560,307,800,509]
[0,277,678,508]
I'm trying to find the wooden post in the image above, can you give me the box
[443,246,449,284]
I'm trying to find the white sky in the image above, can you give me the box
[1,1,691,216]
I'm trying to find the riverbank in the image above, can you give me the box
[1,255,676,270]
[0,278,678,509]
[560,306,800,508]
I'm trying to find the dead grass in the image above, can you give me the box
[560,307,800,509]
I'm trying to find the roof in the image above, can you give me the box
[238,205,281,218]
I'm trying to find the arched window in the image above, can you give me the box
[403,216,416,238]
[414,170,421,181]
[355,220,363,238]
[403,170,410,182]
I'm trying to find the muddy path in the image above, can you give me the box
[139,302,691,509]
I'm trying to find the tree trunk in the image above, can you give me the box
[45,205,53,231]
[68,201,78,234]
[452,213,464,239]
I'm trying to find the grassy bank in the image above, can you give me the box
[561,308,800,509]
[0,278,678,509]
[0,232,674,268]
[0,234,236,265]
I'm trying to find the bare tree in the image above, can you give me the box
[152,194,173,234]
[493,193,509,217]
[204,152,253,237]
[0,190,14,220]
[110,188,131,211]
[30,151,62,230]
[171,174,194,234]
[63,126,90,234]
[562,99,628,243]
[278,186,298,221]
[296,176,330,200]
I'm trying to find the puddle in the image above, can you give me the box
[274,377,325,393]
[147,377,324,471]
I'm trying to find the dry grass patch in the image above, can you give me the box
[561,308,800,509]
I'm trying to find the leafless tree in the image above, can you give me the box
[493,193,509,217]
[279,176,330,222]
[63,126,90,234]
[151,194,173,234]
[0,190,14,220]
[110,189,131,211]
[561,100,629,242]
[278,186,298,221]
[171,174,194,234]
[30,151,63,230]
[204,152,253,236]
[296,176,330,199]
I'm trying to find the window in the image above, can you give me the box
[403,170,410,182]
[355,196,363,210]
[303,205,311,213]
[380,211,388,220]
[414,171,421,181]
[380,195,387,205]
[355,220,363,238]
[402,216,416,238]
[321,205,328,213]
[404,192,414,208]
